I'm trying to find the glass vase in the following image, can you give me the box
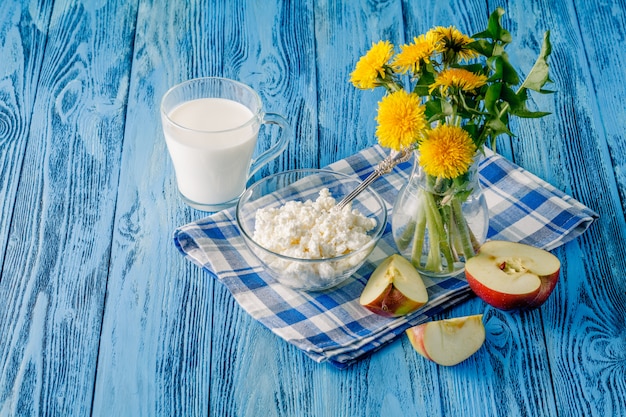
[391,151,489,277]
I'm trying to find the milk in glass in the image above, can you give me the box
[164,97,259,205]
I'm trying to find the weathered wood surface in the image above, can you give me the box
[0,0,624,416]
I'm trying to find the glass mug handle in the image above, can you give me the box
[248,112,292,179]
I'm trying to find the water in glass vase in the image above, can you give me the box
[391,152,489,277]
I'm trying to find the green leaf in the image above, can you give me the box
[499,54,520,85]
[519,31,553,93]
[463,123,479,142]
[487,55,519,85]
[456,62,481,72]
[483,115,514,149]
[510,108,552,118]
[440,99,454,116]
[487,56,502,81]
[500,85,523,108]
[498,81,552,118]
[413,71,436,96]
[471,29,493,40]
[457,94,487,117]
[467,40,493,57]
[484,83,502,114]
[486,116,513,138]
[424,99,443,120]
[499,28,512,45]
[472,8,512,44]
[492,43,507,57]
[413,84,430,96]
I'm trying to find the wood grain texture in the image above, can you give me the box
[573,0,626,213]
[0,2,51,278]
[0,1,136,415]
[224,0,318,175]
[315,0,403,167]
[205,1,326,416]
[310,3,411,416]
[399,3,558,416]
[490,0,626,415]
[0,1,624,416]
[90,0,217,416]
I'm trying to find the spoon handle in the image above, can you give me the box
[337,148,413,210]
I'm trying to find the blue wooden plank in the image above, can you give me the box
[222,0,319,175]
[0,2,51,277]
[573,0,626,211]
[402,2,558,416]
[310,1,450,416]
[315,0,412,167]
[92,0,320,415]
[0,0,137,415]
[489,0,626,416]
[0,0,622,416]
[90,1,219,416]
[205,1,325,416]
[390,3,556,416]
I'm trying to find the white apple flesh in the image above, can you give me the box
[360,254,428,317]
[406,314,485,366]
[465,240,561,311]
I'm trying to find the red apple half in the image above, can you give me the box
[360,254,428,317]
[465,240,561,311]
[406,314,485,366]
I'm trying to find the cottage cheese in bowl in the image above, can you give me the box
[252,188,376,259]
[236,169,387,291]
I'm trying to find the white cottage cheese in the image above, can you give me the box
[253,188,377,259]
[251,188,378,290]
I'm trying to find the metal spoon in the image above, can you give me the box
[336,147,413,209]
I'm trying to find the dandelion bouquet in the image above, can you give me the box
[351,8,553,275]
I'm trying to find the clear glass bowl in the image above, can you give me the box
[236,169,388,291]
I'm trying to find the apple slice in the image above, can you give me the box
[360,254,428,317]
[465,240,561,311]
[406,315,485,366]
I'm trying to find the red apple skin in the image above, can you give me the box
[406,315,485,366]
[465,241,561,311]
[466,271,538,311]
[360,254,428,317]
[406,324,430,360]
[466,267,560,311]
[362,284,425,318]
[525,270,560,309]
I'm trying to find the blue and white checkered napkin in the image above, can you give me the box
[173,145,597,368]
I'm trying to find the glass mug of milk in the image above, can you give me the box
[161,77,291,211]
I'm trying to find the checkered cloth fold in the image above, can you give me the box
[173,145,597,368]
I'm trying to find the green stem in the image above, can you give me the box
[424,203,441,271]
[497,101,511,120]
[410,197,427,267]
[439,204,456,272]
[423,190,455,272]
[396,218,416,252]
[451,197,475,261]
[444,204,460,262]
[450,218,463,258]
[469,226,481,253]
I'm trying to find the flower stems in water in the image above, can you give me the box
[402,186,478,274]
[410,202,427,265]
[451,197,475,260]
[409,189,457,273]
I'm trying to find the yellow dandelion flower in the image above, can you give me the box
[350,40,395,90]
[418,125,477,179]
[429,68,488,95]
[392,32,439,74]
[429,26,479,62]
[375,90,427,150]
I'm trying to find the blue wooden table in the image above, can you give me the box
[1,1,624,416]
